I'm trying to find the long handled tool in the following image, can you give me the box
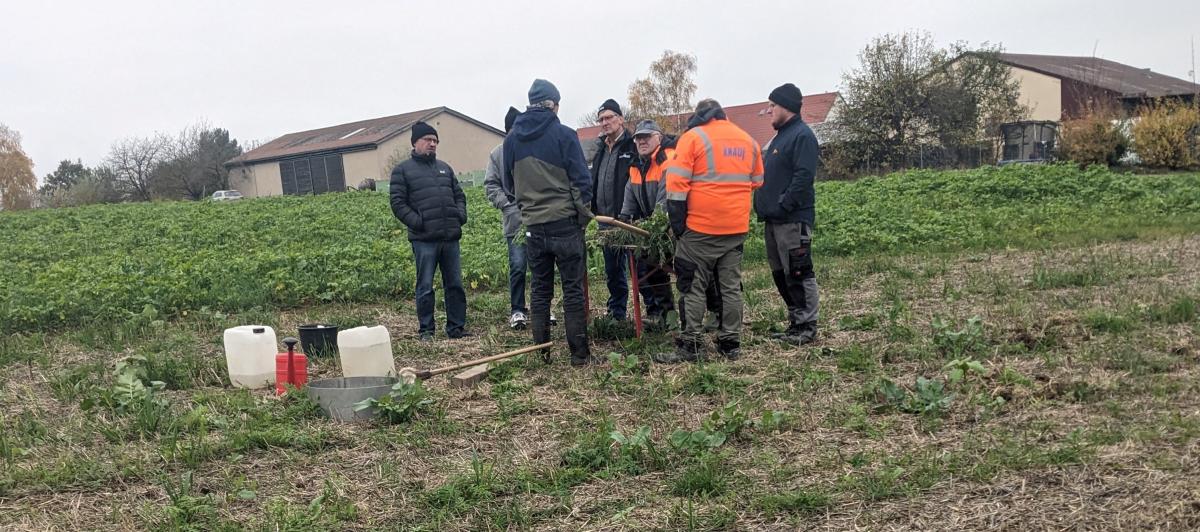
[399,341,555,383]
[594,215,651,236]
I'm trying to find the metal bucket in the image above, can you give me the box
[306,376,397,421]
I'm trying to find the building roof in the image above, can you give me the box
[996,53,1200,98]
[226,106,503,166]
[575,92,838,146]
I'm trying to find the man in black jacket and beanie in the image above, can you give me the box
[754,83,821,345]
[589,98,637,320]
[390,121,469,342]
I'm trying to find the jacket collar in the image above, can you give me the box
[774,114,802,132]
[411,150,436,163]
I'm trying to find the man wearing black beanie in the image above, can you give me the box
[589,98,636,321]
[390,120,469,342]
[754,83,821,345]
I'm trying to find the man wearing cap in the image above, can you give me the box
[389,121,469,342]
[590,99,637,321]
[755,83,821,345]
[502,79,595,365]
[659,99,764,363]
[620,119,676,329]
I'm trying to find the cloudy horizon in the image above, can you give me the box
[5,0,1197,182]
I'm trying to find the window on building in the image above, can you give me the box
[279,154,346,195]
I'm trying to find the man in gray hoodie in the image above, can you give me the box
[484,107,554,330]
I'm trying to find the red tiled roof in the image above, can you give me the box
[226,106,504,166]
[576,92,838,146]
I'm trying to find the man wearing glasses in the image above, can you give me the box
[589,99,637,321]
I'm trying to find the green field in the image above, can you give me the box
[1,165,1199,530]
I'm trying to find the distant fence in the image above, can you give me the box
[818,141,998,180]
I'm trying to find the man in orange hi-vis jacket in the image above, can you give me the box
[656,99,764,363]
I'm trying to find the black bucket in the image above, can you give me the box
[298,324,339,358]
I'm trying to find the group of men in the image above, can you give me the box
[388,78,821,364]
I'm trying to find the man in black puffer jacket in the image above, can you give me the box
[390,121,469,341]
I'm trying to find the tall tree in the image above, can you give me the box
[40,159,92,194]
[0,124,37,210]
[107,134,169,201]
[626,50,698,133]
[829,31,1024,170]
[152,123,243,200]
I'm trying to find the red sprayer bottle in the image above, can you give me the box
[275,337,308,395]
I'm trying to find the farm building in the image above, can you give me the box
[989,53,1200,121]
[225,107,504,197]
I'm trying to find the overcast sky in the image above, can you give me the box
[5,0,1198,180]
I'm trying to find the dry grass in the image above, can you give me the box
[2,235,1199,530]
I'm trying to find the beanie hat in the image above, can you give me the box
[598,98,622,117]
[410,121,438,145]
[528,79,561,105]
[504,107,520,133]
[768,83,803,114]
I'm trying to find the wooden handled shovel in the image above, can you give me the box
[594,215,651,237]
[401,342,555,382]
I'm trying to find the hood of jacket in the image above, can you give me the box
[512,107,559,142]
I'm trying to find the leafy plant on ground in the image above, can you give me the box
[354,380,434,424]
[681,364,747,397]
[609,425,665,473]
[669,401,769,456]
[600,352,647,390]
[262,479,359,530]
[874,377,954,417]
[932,316,986,357]
[944,358,988,386]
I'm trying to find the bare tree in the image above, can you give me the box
[0,124,37,210]
[149,121,244,200]
[576,112,600,128]
[626,50,698,133]
[107,134,169,201]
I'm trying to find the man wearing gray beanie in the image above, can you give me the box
[502,79,596,366]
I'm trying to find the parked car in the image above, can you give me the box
[211,190,244,201]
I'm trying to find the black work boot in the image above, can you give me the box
[653,337,701,364]
[779,322,818,346]
[717,339,741,361]
[770,322,801,340]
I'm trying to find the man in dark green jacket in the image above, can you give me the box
[502,79,595,365]
[754,83,820,345]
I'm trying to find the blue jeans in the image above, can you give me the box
[411,240,466,336]
[602,245,629,319]
[506,236,528,314]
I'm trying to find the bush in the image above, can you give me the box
[1132,101,1200,170]
[1060,113,1129,167]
